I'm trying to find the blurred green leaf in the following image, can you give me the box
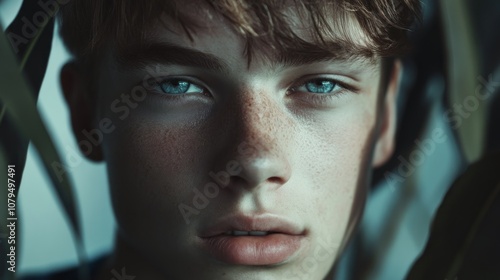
[441,0,484,163]
[0,0,56,188]
[0,23,87,279]
[6,0,55,92]
[406,150,500,279]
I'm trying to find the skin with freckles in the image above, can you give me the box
[61,2,401,280]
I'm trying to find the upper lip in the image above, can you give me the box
[199,213,306,237]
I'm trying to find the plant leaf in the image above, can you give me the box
[1,1,88,278]
[0,23,87,279]
[5,0,55,92]
[0,0,56,191]
[440,0,483,163]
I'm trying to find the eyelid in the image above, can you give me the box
[289,75,358,94]
[284,74,360,107]
[293,80,341,94]
[145,76,211,96]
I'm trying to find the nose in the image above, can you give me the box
[234,140,291,189]
[216,91,293,191]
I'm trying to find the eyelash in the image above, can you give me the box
[287,78,353,103]
[146,77,211,100]
[147,76,355,103]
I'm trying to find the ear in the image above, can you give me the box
[372,59,402,168]
[60,62,103,162]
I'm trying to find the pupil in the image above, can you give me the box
[161,80,189,94]
[306,80,334,93]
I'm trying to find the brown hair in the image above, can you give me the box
[58,0,420,64]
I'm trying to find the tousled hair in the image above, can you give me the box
[58,0,421,64]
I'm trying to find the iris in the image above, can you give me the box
[159,79,203,94]
[304,80,337,94]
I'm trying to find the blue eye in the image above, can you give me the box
[159,79,204,95]
[302,79,339,94]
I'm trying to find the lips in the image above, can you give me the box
[198,214,307,265]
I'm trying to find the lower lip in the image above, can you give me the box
[200,233,303,265]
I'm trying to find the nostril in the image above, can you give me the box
[235,155,292,188]
[268,176,286,184]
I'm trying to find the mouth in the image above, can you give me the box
[222,230,278,236]
[198,214,307,266]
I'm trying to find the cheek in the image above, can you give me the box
[102,115,209,234]
[297,102,377,240]
[317,113,374,190]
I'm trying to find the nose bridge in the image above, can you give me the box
[221,86,293,190]
[236,90,281,147]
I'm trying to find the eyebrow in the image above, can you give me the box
[117,43,229,72]
[274,48,373,69]
[116,42,373,72]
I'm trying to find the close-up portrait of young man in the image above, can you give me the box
[2,0,500,280]
[57,0,418,279]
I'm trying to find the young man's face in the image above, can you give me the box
[64,3,399,279]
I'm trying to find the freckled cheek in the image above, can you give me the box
[311,121,372,192]
[303,113,375,233]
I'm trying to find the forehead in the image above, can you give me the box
[115,25,378,77]
[151,3,245,59]
[113,0,377,68]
